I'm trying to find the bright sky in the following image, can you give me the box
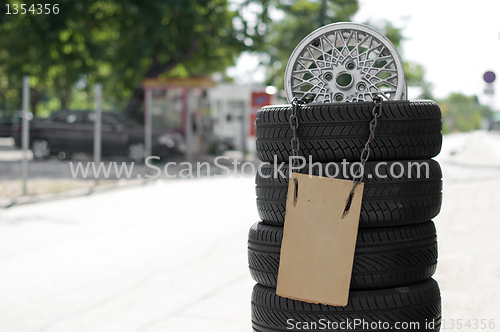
[228,0,500,109]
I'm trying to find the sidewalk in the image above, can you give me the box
[433,176,500,322]
[433,131,500,323]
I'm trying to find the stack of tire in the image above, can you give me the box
[248,100,443,331]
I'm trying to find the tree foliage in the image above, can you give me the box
[0,0,250,117]
[0,1,108,114]
[439,93,492,133]
[99,0,253,117]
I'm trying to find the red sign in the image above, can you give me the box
[251,92,272,108]
[250,92,272,136]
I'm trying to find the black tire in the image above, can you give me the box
[248,221,437,290]
[255,100,442,163]
[252,279,441,332]
[256,160,442,226]
[57,151,71,160]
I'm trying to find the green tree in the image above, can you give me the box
[0,0,251,118]
[101,0,254,119]
[403,61,433,99]
[439,93,492,133]
[0,1,112,116]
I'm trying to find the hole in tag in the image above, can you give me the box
[293,177,298,207]
[342,191,354,219]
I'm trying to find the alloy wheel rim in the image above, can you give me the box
[285,22,407,103]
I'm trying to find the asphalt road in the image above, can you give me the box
[0,176,257,332]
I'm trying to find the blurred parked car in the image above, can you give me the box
[0,115,18,137]
[13,110,186,161]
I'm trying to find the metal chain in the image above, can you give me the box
[290,97,305,167]
[289,95,383,216]
[343,95,383,216]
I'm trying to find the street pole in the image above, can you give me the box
[241,106,248,161]
[21,76,30,196]
[93,83,102,187]
[145,88,152,162]
[185,93,193,162]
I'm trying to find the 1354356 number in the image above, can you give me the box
[6,4,59,14]
[442,319,495,330]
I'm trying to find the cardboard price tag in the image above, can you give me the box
[276,173,364,306]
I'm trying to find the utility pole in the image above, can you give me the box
[93,83,102,187]
[21,76,31,196]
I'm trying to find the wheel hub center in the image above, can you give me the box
[335,72,353,90]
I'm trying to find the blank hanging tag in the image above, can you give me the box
[276,172,364,307]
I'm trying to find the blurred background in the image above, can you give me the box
[0,0,499,199]
[0,1,499,331]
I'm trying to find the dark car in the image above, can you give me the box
[13,110,185,161]
[0,115,18,137]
